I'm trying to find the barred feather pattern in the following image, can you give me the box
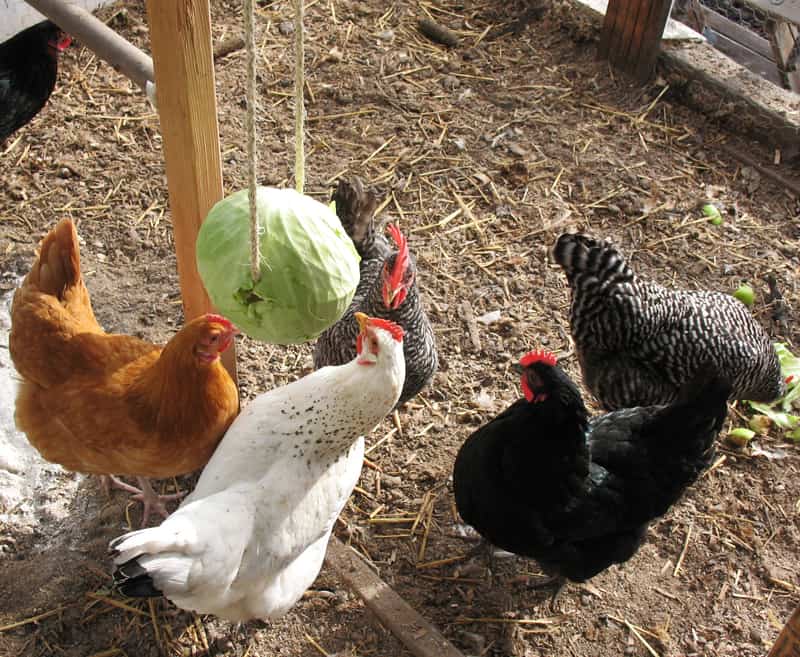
[314,179,437,406]
[553,233,785,410]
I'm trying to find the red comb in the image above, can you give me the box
[386,224,410,292]
[367,317,404,342]
[519,349,557,368]
[56,34,72,51]
[787,375,795,384]
[205,313,236,331]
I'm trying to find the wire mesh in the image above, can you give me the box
[671,0,799,77]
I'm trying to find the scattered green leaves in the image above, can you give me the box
[746,343,800,441]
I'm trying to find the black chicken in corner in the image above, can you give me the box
[1,21,71,142]
[453,350,730,592]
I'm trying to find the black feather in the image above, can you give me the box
[453,359,731,583]
[112,558,163,598]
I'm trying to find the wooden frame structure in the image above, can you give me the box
[598,0,800,91]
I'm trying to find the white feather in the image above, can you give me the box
[111,325,404,621]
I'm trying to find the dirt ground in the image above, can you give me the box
[1,1,799,656]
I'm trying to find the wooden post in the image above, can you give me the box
[597,0,674,83]
[144,0,237,383]
[767,603,800,657]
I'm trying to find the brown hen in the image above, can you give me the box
[10,219,239,525]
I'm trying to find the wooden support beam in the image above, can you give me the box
[767,19,800,92]
[598,0,673,82]
[767,603,800,657]
[326,537,465,657]
[144,0,237,383]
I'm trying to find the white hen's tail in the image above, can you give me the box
[110,517,196,598]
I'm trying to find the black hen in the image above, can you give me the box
[453,350,730,584]
[1,21,71,142]
[552,232,784,410]
[313,177,437,406]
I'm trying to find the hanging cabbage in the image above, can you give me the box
[196,187,360,344]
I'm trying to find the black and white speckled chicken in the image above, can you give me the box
[453,350,730,588]
[314,177,437,406]
[552,233,785,410]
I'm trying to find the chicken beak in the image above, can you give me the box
[355,312,369,334]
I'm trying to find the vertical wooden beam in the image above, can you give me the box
[767,603,800,657]
[598,0,673,83]
[144,0,237,383]
[767,20,800,92]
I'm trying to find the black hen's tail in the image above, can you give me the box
[658,365,732,477]
[113,558,163,598]
[551,233,634,290]
[332,177,391,261]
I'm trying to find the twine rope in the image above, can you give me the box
[244,0,260,283]
[294,0,305,193]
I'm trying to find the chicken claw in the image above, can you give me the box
[100,475,185,526]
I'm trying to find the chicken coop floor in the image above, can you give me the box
[1,1,799,656]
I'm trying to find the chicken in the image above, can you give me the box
[10,218,239,524]
[110,313,405,622]
[1,21,71,142]
[313,177,437,407]
[453,350,730,590]
[552,232,785,410]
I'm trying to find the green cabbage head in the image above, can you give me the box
[196,187,360,344]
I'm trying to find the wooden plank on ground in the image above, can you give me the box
[661,40,800,158]
[598,0,672,82]
[767,603,800,657]
[326,537,465,657]
[144,0,238,383]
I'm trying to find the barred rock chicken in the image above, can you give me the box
[314,177,437,406]
[453,350,730,589]
[1,21,71,142]
[110,313,405,622]
[10,219,239,525]
[552,232,784,410]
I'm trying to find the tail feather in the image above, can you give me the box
[552,233,634,289]
[24,218,82,298]
[113,557,163,598]
[110,525,194,598]
[332,177,390,261]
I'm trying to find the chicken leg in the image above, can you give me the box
[100,475,185,526]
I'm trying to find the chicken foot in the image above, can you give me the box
[510,573,568,611]
[100,475,185,526]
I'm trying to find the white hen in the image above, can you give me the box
[109,312,405,622]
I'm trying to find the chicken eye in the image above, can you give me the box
[208,334,219,343]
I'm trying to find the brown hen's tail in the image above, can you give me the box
[24,218,83,297]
